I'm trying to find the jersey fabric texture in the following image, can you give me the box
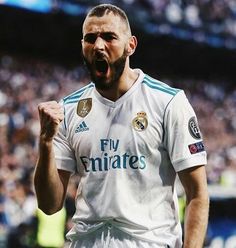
[68,224,170,248]
[53,69,207,248]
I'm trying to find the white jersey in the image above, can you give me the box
[53,69,207,247]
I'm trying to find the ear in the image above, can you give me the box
[127,35,137,56]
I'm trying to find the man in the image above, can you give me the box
[34,4,209,248]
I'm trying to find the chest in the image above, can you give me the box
[67,96,164,158]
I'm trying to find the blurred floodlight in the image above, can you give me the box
[0,0,52,13]
[165,3,182,24]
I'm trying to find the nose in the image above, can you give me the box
[94,36,105,51]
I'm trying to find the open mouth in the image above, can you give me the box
[95,60,109,75]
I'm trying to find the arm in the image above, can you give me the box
[178,165,209,248]
[34,101,71,215]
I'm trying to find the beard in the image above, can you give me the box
[82,49,128,90]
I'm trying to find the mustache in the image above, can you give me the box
[94,51,107,60]
[81,52,108,69]
[81,47,129,70]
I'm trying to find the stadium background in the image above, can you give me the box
[0,0,236,247]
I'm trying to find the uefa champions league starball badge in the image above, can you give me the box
[77,98,92,117]
[188,116,201,139]
[132,111,148,131]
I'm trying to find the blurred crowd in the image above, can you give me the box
[0,55,87,247]
[84,0,236,38]
[39,0,236,44]
[0,54,235,247]
[77,0,236,37]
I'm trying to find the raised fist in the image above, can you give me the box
[38,101,64,142]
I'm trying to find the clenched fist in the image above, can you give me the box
[38,101,64,142]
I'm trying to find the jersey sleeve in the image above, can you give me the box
[53,104,77,174]
[164,90,207,172]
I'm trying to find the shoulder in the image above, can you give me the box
[142,74,181,97]
[141,73,184,109]
[62,82,95,106]
[59,83,94,131]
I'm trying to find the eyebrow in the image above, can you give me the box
[84,31,118,38]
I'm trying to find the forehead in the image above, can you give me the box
[83,13,127,35]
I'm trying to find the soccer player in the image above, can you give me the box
[34,4,209,248]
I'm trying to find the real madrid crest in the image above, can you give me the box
[77,98,92,117]
[132,111,148,131]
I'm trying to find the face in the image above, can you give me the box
[82,13,133,90]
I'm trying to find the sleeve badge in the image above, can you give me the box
[188,116,201,139]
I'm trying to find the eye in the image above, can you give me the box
[84,34,97,44]
[101,33,117,42]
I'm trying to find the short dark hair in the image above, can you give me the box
[84,4,131,34]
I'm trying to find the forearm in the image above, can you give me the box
[183,196,209,248]
[34,138,65,215]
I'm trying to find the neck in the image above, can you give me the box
[97,67,138,101]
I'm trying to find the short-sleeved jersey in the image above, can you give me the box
[53,69,207,247]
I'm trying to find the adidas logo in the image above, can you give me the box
[75,121,89,133]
